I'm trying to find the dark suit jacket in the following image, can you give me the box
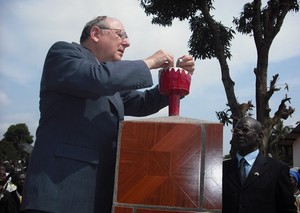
[22,42,169,213]
[223,152,297,213]
[0,189,20,213]
[10,190,23,213]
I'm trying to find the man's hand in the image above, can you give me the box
[144,50,174,69]
[176,55,195,75]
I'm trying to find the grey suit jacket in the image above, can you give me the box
[223,152,296,213]
[22,42,169,213]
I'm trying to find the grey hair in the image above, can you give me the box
[80,16,108,44]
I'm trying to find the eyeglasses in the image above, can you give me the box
[231,127,256,135]
[98,27,128,40]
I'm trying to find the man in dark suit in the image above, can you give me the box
[223,117,297,213]
[10,171,26,213]
[21,16,195,213]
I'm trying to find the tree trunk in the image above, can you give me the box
[252,0,296,154]
[201,2,242,125]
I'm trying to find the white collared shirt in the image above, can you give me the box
[236,149,259,177]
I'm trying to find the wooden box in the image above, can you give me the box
[112,117,222,212]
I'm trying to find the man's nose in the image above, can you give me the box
[122,39,130,47]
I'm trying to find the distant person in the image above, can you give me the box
[290,169,300,212]
[223,117,297,213]
[0,173,16,212]
[290,169,300,196]
[10,171,26,212]
[22,15,195,213]
[1,162,17,192]
[0,165,7,188]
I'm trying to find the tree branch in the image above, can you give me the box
[266,74,280,102]
[274,97,295,120]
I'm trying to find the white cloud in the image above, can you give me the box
[212,0,300,67]
[0,90,10,106]
[270,13,300,62]
[0,59,36,85]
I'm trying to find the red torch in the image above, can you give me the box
[158,67,191,116]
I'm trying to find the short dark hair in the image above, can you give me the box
[237,117,262,133]
[80,16,108,44]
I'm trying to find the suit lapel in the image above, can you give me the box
[226,158,241,188]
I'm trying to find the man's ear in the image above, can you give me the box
[257,131,264,142]
[90,26,102,42]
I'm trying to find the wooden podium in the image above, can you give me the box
[112,116,222,212]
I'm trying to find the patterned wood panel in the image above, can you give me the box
[113,117,222,212]
[202,124,223,209]
[114,206,133,213]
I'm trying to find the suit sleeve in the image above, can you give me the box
[120,86,169,116]
[275,161,297,212]
[41,41,153,100]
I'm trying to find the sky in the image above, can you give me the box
[0,0,299,155]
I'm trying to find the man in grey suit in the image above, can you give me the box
[21,16,195,213]
[223,117,297,213]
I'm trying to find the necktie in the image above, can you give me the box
[239,158,247,184]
